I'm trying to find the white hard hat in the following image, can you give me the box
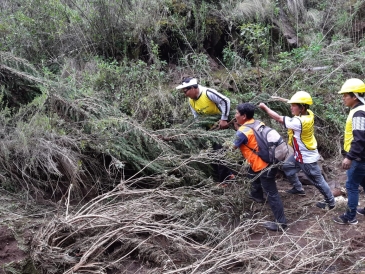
[176,78,198,90]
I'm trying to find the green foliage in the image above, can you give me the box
[2,0,81,61]
[278,37,323,68]
[238,22,271,92]
[178,52,211,76]
[239,23,271,65]
[0,49,241,198]
[1,0,365,200]
[80,57,168,117]
[3,1,365,273]
[222,43,251,70]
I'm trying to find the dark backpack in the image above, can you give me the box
[244,120,289,164]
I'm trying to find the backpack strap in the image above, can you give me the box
[245,120,263,131]
[241,120,263,154]
[248,121,283,146]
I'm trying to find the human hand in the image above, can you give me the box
[342,158,352,170]
[270,96,288,102]
[259,103,267,110]
[219,120,228,129]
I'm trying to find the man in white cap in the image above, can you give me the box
[176,77,231,129]
[176,77,233,183]
[334,78,365,225]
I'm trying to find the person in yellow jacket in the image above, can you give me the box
[176,77,231,129]
[234,103,287,231]
[176,77,233,183]
[259,91,335,209]
[334,78,365,225]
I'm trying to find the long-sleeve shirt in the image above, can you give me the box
[346,103,365,160]
[189,85,230,121]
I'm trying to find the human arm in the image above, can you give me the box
[205,89,230,122]
[233,130,248,149]
[343,110,365,168]
[219,119,228,129]
[259,103,284,124]
[189,105,199,118]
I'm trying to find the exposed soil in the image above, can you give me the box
[240,165,365,273]
[1,160,365,273]
[0,192,48,273]
[0,227,26,265]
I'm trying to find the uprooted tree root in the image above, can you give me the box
[31,180,364,274]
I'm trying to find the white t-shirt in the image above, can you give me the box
[283,116,320,163]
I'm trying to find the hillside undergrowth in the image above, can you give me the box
[1,0,365,273]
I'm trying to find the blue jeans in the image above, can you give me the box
[344,160,365,220]
[249,167,287,224]
[282,155,335,206]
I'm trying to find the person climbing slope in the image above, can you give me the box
[259,91,335,210]
[334,78,365,225]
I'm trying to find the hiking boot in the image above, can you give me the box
[263,221,287,232]
[333,214,358,225]
[316,201,335,210]
[248,194,265,204]
[286,187,306,196]
[357,207,365,215]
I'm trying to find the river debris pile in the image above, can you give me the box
[31,180,361,274]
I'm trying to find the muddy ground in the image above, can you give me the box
[1,160,365,273]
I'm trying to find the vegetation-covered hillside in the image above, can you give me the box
[0,0,365,273]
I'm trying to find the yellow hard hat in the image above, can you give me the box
[338,78,365,94]
[287,91,313,105]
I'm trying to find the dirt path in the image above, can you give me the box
[244,168,365,272]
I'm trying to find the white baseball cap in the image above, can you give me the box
[176,78,198,90]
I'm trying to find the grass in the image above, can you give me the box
[29,175,365,273]
[1,0,365,273]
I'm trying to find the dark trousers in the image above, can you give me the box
[249,166,287,224]
[345,160,365,220]
[212,143,233,182]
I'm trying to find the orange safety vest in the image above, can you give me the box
[238,119,269,172]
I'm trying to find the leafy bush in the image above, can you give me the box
[1,0,365,198]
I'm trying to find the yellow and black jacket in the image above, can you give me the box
[189,85,230,121]
[344,103,365,161]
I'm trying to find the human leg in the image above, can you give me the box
[260,167,287,225]
[357,176,365,215]
[281,155,304,192]
[247,167,264,202]
[212,143,234,183]
[333,214,358,225]
[360,175,365,193]
[343,161,365,220]
[300,162,335,207]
